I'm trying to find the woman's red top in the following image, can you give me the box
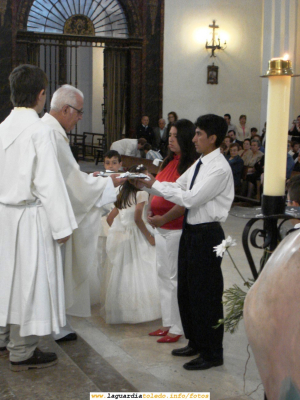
[151,155,183,230]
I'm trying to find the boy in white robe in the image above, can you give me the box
[0,65,78,371]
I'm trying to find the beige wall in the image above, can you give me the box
[163,0,263,130]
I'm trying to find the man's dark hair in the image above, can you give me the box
[195,114,228,148]
[228,129,236,136]
[104,150,121,162]
[9,64,48,107]
[137,138,147,146]
[224,113,231,120]
[244,138,251,144]
[287,176,300,204]
[251,127,258,132]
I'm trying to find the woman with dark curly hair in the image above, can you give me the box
[148,119,198,343]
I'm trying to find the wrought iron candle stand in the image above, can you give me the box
[231,199,300,280]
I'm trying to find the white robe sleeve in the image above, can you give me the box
[32,130,77,240]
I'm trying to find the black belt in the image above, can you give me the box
[184,221,220,231]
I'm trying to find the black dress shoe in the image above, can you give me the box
[183,355,223,370]
[55,333,77,343]
[171,345,198,357]
[10,348,57,372]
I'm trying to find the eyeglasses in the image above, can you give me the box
[67,104,84,115]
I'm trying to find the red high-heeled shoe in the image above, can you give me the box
[148,329,169,336]
[157,335,182,343]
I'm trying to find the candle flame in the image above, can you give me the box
[283,54,289,60]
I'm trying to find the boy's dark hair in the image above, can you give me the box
[104,150,121,162]
[224,113,231,120]
[115,165,148,209]
[230,143,239,150]
[9,64,48,107]
[195,114,228,148]
[287,177,300,204]
[143,143,152,151]
[251,127,258,132]
[160,118,198,175]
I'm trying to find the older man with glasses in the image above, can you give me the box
[42,84,126,343]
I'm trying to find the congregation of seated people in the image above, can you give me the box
[218,113,300,201]
[119,111,300,203]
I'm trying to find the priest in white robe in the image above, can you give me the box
[0,65,78,370]
[41,85,124,340]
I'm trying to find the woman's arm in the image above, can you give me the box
[107,207,119,226]
[148,204,185,228]
[134,201,155,246]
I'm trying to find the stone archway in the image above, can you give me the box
[2,0,164,134]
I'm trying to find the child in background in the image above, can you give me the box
[103,150,123,172]
[101,165,161,324]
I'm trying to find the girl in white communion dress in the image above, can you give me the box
[100,165,161,324]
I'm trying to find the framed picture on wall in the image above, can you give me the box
[207,64,219,84]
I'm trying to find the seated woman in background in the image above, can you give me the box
[238,138,252,165]
[223,135,233,157]
[219,142,227,155]
[148,119,198,343]
[226,143,244,193]
[236,114,250,142]
[246,139,264,171]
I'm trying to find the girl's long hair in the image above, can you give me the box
[114,165,148,210]
[160,119,198,175]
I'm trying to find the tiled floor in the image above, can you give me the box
[1,161,277,400]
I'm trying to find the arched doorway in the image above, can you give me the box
[16,0,142,148]
[3,0,163,140]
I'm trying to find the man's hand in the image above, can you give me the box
[57,235,70,244]
[93,171,100,177]
[110,174,127,187]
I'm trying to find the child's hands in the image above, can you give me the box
[148,233,155,246]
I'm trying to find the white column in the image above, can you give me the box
[260,0,298,132]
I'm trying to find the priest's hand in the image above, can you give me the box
[136,173,156,189]
[110,174,127,187]
[57,235,70,244]
[93,171,100,177]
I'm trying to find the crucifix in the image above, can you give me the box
[205,20,225,57]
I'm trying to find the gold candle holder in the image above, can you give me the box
[265,58,294,76]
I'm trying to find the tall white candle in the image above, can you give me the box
[264,60,292,196]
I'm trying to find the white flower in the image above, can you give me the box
[213,236,236,258]
[225,236,237,248]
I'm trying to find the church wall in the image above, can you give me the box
[163,0,263,130]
